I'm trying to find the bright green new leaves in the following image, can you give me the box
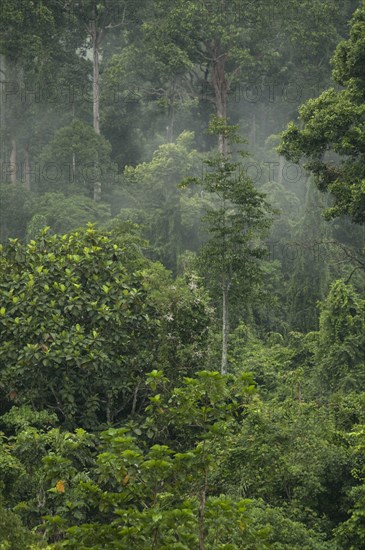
[0,226,154,428]
[0,225,213,429]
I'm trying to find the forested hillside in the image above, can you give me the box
[0,1,364,548]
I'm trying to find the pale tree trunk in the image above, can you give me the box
[0,54,5,164]
[10,137,17,184]
[250,113,256,148]
[210,37,231,374]
[106,394,112,424]
[93,181,101,201]
[221,277,230,375]
[279,155,285,185]
[166,101,175,143]
[72,150,76,183]
[89,19,102,201]
[2,58,19,184]
[87,8,129,200]
[210,2,228,154]
[166,79,177,143]
[131,380,141,415]
[90,19,100,135]
[24,144,30,190]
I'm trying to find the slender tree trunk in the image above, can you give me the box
[251,113,256,148]
[24,143,30,190]
[0,54,6,165]
[198,476,208,550]
[93,181,101,201]
[166,102,175,143]
[72,150,76,183]
[3,59,19,184]
[106,394,112,423]
[213,46,230,371]
[279,155,285,185]
[221,278,229,375]
[89,19,102,201]
[210,37,231,375]
[10,137,17,184]
[166,80,176,143]
[131,379,141,415]
[90,20,100,135]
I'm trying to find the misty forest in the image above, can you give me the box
[0,0,365,548]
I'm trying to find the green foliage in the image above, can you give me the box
[315,280,365,393]
[42,372,262,548]
[38,120,115,196]
[334,425,365,549]
[145,369,256,448]
[1,405,58,433]
[0,184,34,243]
[0,500,37,549]
[25,215,48,243]
[249,501,335,549]
[0,0,66,63]
[120,131,204,272]
[279,1,365,223]
[0,422,96,535]
[32,193,111,235]
[220,399,351,530]
[143,265,214,376]
[0,226,211,428]
[189,121,273,294]
[183,120,273,373]
[287,181,330,332]
[0,2,363,548]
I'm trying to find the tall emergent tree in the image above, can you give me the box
[143,0,343,153]
[144,0,272,154]
[278,0,365,224]
[68,0,143,134]
[184,120,272,374]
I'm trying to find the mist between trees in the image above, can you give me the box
[0,159,305,186]
[201,160,305,183]
[0,1,314,28]
[0,77,339,106]
[0,161,120,185]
